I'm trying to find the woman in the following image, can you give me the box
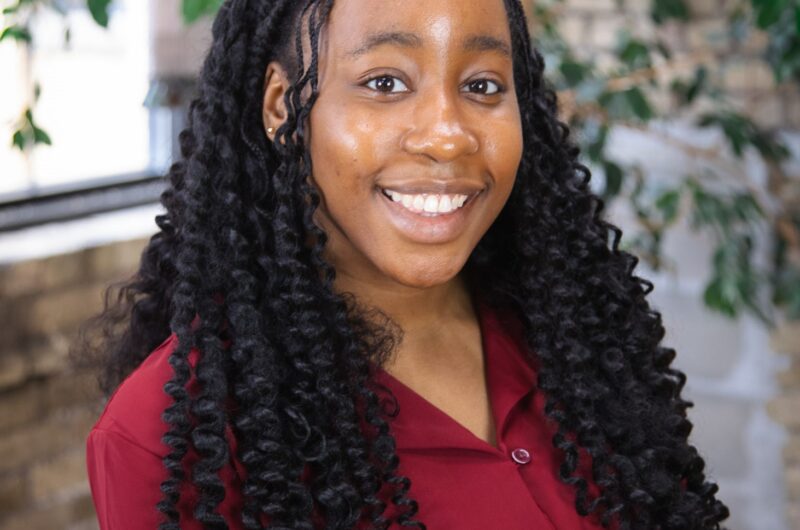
[81,0,731,528]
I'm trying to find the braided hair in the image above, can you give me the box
[78,0,731,528]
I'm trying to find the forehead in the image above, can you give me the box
[322,0,513,58]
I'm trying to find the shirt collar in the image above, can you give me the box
[371,296,537,455]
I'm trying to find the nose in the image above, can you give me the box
[401,87,480,163]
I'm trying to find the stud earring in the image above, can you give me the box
[267,126,275,134]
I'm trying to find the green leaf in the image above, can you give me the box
[754,0,788,29]
[599,91,630,120]
[796,5,800,34]
[651,0,690,24]
[602,161,624,199]
[732,193,764,221]
[559,59,591,87]
[617,37,652,70]
[686,66,707,103]
[33,126,51,145]
[704,277,738,317]
[655,188,681,223]
[87,0,113,28]
[12,129,26,151]
[586,123,609,161]
[625,87,654,121]
[181,0,223,24]
[689,182,729,230]
[0,25,32,43]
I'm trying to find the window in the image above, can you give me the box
[0,0,150,200]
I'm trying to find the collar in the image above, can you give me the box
[371,297,536,456]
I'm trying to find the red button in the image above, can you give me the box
[511,447,531,464]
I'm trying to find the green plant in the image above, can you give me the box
[532,0,799,326]
[1,0,112,152]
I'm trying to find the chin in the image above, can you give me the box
[385,258,466,289]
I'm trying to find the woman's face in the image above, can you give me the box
[303,0,523,289]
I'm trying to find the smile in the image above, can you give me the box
[377,186,483,244]
[381,188,471,215]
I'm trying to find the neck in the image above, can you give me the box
[333,267,475,336]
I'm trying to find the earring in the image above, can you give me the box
[267,126,275,134]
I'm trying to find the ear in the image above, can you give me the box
[262,61,290,144]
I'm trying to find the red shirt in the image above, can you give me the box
[86,299,607,529]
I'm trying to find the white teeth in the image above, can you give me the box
[383,189,471,215]
[423,195,439,212]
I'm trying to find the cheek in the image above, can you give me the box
[484,114,524,192]
[308,99,387,198]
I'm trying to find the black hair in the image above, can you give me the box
[76,0,731,528]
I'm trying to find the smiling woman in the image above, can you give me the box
[78,0,730,529]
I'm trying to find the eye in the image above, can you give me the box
[364,75,410,94]
[463,78,504,96]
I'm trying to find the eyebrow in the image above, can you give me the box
[343,31,512,60]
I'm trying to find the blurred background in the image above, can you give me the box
[0,0,799,528]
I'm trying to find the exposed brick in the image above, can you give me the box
[67,518,100,530]
[784,437,800,465]
[738,27,770,54]
[787,465,800,502]
[41,370,102,413]
[0,490,94,530]
[29,335,71,378]
[623,0,650,13]
[0,408,96,474]
[789,504,800,530]
[748,94,787,130]
[0,260,50,299]
[0,382,41,431]
[722,58,776,92]
[689,0,721,18]
[0,473,28,516]
[687,19,730,53]
[28,284,106,338]
[770,321,800,356]
[586,15,626,49]
[0,238,145,301]
[83,238,147,282]
[787,93,800,130]
[559,15,588,47]
[767,394,800,429]
[0,353,27,391]
[30,449,88,502]
[564,0,618,12]
[0,283,107,347]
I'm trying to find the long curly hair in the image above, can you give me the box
[76,0,731,528]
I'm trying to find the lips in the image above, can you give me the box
[376,186,483,244]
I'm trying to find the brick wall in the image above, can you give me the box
[0,238,147,529]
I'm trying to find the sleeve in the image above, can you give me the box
[86,428,168,530]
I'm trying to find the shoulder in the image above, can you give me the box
[89,333,195,458]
